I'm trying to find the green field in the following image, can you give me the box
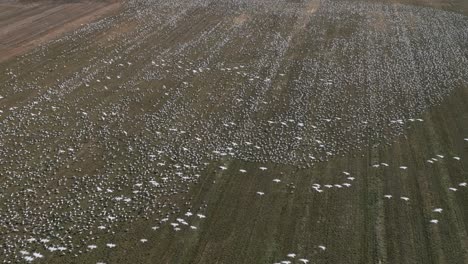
[0,0,467,263]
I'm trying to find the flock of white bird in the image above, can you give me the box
[0,0,467,263]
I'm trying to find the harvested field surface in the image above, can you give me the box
[0,0,120,62]
[0,0,467,263]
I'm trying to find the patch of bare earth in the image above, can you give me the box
[0,0,121,63]
[233,13,249,25]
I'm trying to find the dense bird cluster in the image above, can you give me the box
[0,0,467,262]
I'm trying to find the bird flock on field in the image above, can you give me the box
[0,0,467,262]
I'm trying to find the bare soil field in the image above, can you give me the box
[0,0,120,62]
[0,0,467,263]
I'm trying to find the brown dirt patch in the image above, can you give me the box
[233,13,250,25]
[0,0,121,63]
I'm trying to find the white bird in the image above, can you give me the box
[381,163,389,167]
[106,243,116,248]
[298,259,309,264]
[459,182,467,187]
[273,179,281,183]
[32,252,43,258]
[399,166,408,170]
[400,196,410,201]
[384,195,392,199]
[347,177,355,181]
[259,167,267,171]
[23,256,34,262]
[88,245,97,249]
[219,166,227,170]
[433,208,443,213]
[256,191,265,196]
[453,157,460,160]
[318,245,326,250]
[430,219,439,224]
[239,169,247,173]
[343,171,350,175]
[449,187,458,192]
[140,239,148,243]
[197,214,206,219]
[287,253,296,258]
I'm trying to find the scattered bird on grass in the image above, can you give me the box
[430,219,439,224]
[197,214,206,219]
[384,195,392,199]
[256,191,265,196]
[433,208,443,213]
[23,256,34,262]
[47,247,58,252]
[400,196,410,201]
